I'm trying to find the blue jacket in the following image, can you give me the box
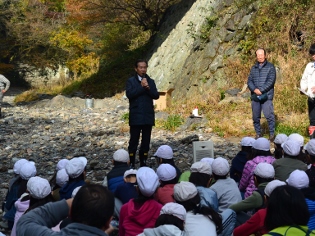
[247,60,276,100]
[126,74,159,126]
[107,163,130,193]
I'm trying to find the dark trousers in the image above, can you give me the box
[128,125,152,153]
[308,98,315,126]
[251,100,275,135]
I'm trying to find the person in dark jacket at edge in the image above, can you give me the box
[247,48,276,141]
[126,59,159,168]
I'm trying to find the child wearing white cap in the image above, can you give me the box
[1,160,36,230]
[119,167,162,236]
[138,202,186,236]
[59,156,87,200]
[230,163,275,225]
[154,164,178,205]
[230,137,255,183]
[49,159,69,191]
[115,169,138,205]
[239,137,275,199]
[102,149,131,193]
[190,161,237,236]
[154,145,182,178]
[233,179,286,236]
[272,139,307,181]
[273,133,288,159]
[173,181,222,236]
[210,157,242,213]
[11,176,54,236]
[264,185,315,235]
[52,169,69,201]
[288,133,309,164]
[286,170,315,230]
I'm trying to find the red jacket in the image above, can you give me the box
[119,199,162,236]
[233,208,268,236]
[154,184,175,205]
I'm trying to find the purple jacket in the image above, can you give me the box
[239,156,275,198]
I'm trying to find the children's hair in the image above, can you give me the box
[25,194,55,214]
[273,143,283,159]
[71,184,114,229]
[68,172,85,182]
[254,175,274,184]
[159,177,178,187]
[16,178,28,198]
[249,149,272,160]
[241,146,253,160]
[309,43,315,56]
[189,172,211,187]
[176,193,222,233]
[308,153,315,163]
[264,185,310,231]
[133,188,154,206]
[155,214,185,231]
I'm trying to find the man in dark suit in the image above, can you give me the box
[126,59,159,167]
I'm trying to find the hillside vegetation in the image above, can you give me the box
[7,0,315,138]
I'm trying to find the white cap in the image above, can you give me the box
[71,186,82,198]
[212,157,229,176]
[252,138,270,151]
[281,140,300,156]
[56,159,69,171]
[286,169,309,189]
[190,161,212,175]
[13,159,29,175]
[254,163,275,178]
[19,161,37,180]
[154,145,173,159]
[113,149,129,162]
[288,133,304,147]
[137,167,159,197]
[264,180,286,197]
[174,181,198,202]
[306,139,315,156]
[124,169,137,178]
[160,202,186,221]
[156,164,177,181]
[56,169,69,187]
[27,176,51,199]
[66,157,87,178]
[274,134,288,145]
[241,137,256,147]
[200,157,214,166]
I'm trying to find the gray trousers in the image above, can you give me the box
[251,99,275,135]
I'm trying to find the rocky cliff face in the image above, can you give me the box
[147,0,257,99]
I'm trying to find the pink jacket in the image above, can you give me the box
[239,156,275,198]
[11,198,30,236]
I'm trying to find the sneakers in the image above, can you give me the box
[255,134,262,139]
[0,220,8,229]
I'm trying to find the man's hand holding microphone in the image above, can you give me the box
[141,75,150,90]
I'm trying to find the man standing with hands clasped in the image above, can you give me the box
[247,48,276,141]
[0,74,10,118]
[126,59,159,168]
